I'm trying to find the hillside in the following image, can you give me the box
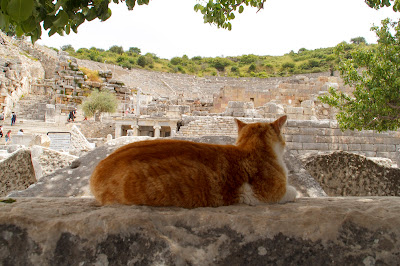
[54,42,368,79]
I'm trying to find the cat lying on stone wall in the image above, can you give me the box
[90,115,297,208]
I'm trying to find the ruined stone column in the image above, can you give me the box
[131,125,139,136]
[114,126,122,138]
[153,124,161,138]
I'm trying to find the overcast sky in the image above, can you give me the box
[37,0,400,59]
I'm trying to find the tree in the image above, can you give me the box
[350,37,367,45]
[108,45,124,54]
[137,55,153,67]
[0,0,267,42]
[128,47,141,55]
[319,19,400,132]
[61,44,75,53]
[210,57,231,72]
[82,90,118,121]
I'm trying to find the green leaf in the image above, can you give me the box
[21,16,36,32]
[43,16,54,30]
[7,0,34,22]
[1,0,8,11]
[54,0,65,11]
[99,7,112,21]
[71,24,77,33]
[65,24,70,34]
[0,12,9,29]
[48,27,57,36]
[15,24,23,36]
[86,8,97,21]
[239,5,244,13]
[30,27,41,43]
[53,10,68,27]
[126,0,135,10]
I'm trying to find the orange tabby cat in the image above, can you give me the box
[90,115,297,208]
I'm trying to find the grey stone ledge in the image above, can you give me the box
[1,197,399,265]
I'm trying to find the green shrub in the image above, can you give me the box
[211,57,231,71]
[282,62,295,69]
[248,63,256,72]
[240,54,258,64]
[171,57,183,65]
[231,66,239,72]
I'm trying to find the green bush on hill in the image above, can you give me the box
[58,41,368,78]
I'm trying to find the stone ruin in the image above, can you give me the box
[1,32,400,265]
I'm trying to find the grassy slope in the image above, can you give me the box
[55,42,367,78]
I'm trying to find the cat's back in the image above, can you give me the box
[90,139,245,207]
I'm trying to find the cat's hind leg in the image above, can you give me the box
[279,185,297,203]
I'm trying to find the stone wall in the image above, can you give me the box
[0,33,45,117]
[212,75,349,114]
[1,197,400,265]
[77,57,344,106]
[176,116,400,162]
[78,120,115,139]
[15,37,58,79]
[302,151,400,196]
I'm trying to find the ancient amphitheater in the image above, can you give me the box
[1,32,400,265]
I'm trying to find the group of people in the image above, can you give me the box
[0,126,12,144]
[0,111,22,144]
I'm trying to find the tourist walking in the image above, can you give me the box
[11,112,16,125]
[5,130,11,144]
[0,125,3,138]
[68,109,76,122]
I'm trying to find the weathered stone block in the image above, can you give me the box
[1,197,400,265]
[286,142,303,150]
[310,120,330,128]
[0,149,36,197]
[348,144,362,151]
[303,143,330,150]
[292,135,315,143]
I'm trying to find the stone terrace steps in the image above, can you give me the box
[14,94,52,121]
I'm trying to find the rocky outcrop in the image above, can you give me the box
[0,149,35,197]
[0,197,399,265]
[0,33,45,116]
[7,136,325,198]
[30,146,78,180]
[302,151,400,196]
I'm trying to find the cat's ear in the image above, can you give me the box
[272,115,287,132]
[235,118,247,132]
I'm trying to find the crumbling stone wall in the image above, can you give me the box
[78,121,115,138]
[0,33,45,117]
[16,37,58,79]
[0,149,36,196]
[302,151,400,196]
[176,116,400,162]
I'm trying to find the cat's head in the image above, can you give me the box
[235,116,287,151]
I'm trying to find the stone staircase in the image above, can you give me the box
[14,94,52,121]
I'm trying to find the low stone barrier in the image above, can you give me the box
[1,197,399,265]
[176,117,400,163]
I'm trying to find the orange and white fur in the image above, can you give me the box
[90,115,297,208]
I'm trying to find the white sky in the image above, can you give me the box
[36,0,400,59]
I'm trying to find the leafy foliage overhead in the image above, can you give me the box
[365,0,400,11]
[0,0,267,42]
[320,19,400,132]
